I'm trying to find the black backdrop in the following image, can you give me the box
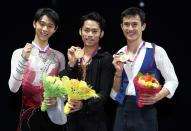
[1,0,189,130]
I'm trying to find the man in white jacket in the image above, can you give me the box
[110,7,179,131]
[8,8,66,131]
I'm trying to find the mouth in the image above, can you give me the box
[127,31,135,35]
[86,38,94,42]
[40,31,48,36]
[39,32,49,39]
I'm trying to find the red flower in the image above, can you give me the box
[134,73,161,108]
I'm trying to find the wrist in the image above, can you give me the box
[68,61,75,67]
[21,53,28,61]
[115,72,122,78]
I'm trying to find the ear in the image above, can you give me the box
[54,26,58,31]
[120,23,125,31]
[142,23,146,31]
[53,26,57,33]
[121,23,123,28]
[79,28,82,36]
[100,31,104,38]
[33,21,36,28]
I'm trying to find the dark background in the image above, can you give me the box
[1,0,189,130]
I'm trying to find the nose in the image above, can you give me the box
[128,25,134,30]
[42,25,48,31]
[87,31,93,36]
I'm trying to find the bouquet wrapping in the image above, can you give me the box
[62,76,99,115]
[41,75,99,114]
[41,75,67,111]
[133,72,161,108]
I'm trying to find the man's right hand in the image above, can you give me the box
[22,43,32,60]
[112,54,124,74]
[67,46,80,67]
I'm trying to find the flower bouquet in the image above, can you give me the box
[133,72,161,108]
[62,76,99,115]
[41,75,68,111]
[41,74,99,114]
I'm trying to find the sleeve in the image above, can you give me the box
[56,50,66,72]
[59,64,78,79]
[155,46,179,98]
[8,48,27,93]
[81,54,115,114]
[110,88,118,100]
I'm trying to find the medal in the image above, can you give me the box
[119,54,129,62]
[75,48,84,59]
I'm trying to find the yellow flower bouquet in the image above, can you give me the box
[41,75,67,111]
[41,75,99,114]
[62,76,99,115]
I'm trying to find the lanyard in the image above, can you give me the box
[31,42,50,62]
[80,44,100,65]
[126,42,145,70]
[79,44,101,80]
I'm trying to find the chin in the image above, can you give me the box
[40,37,49,42]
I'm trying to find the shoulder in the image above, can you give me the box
[94,50,113,65]
[98,49,113,59]
[117,46,126,54]
[10,48,24,64]
[13,48,23,53]
[51,48,65,59]
[12,48,23,57]
[51,48,64,55]
[145,42,167,53]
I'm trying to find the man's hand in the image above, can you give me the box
[68,99,83,112]
[44,97,57,109]
[67,46,80,67]
[22,43,32,60]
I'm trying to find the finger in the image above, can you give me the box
[68,104,74,109]
[70,108,79,113]
[25,43,32,48]
[24,44,32,52]
[46,103,56,108]
[45,98,57,104]
[68,49,75,55]
[139,98,155,105]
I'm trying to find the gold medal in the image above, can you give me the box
[119,54,129,62]
[75,48,84,59]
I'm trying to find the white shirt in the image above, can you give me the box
[8,43,67,125]
[110,42,179,100]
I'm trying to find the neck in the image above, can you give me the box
[84,44,99,56]
[127,39,143,53]
[33,36,48,50]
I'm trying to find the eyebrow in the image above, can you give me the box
[39,20,54,25]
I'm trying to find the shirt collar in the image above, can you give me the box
[32,41,49,53]
[144,42,153,48]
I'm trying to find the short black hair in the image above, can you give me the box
[80,12,106,31]
[121,7,146,25]
[33,8,60,29]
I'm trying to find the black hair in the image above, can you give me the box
[121,7,146,25]
[80,12,106,31]
[33,8,60,29]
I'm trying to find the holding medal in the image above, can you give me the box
[119,53,129,62]
[58,12,115,131]
[74,48,84,59]
[113,52,130,63]
[110,7,179,131]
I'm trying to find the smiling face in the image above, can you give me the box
[79,20,104,48]
[33,15,57,43]
[121,15,146,43]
